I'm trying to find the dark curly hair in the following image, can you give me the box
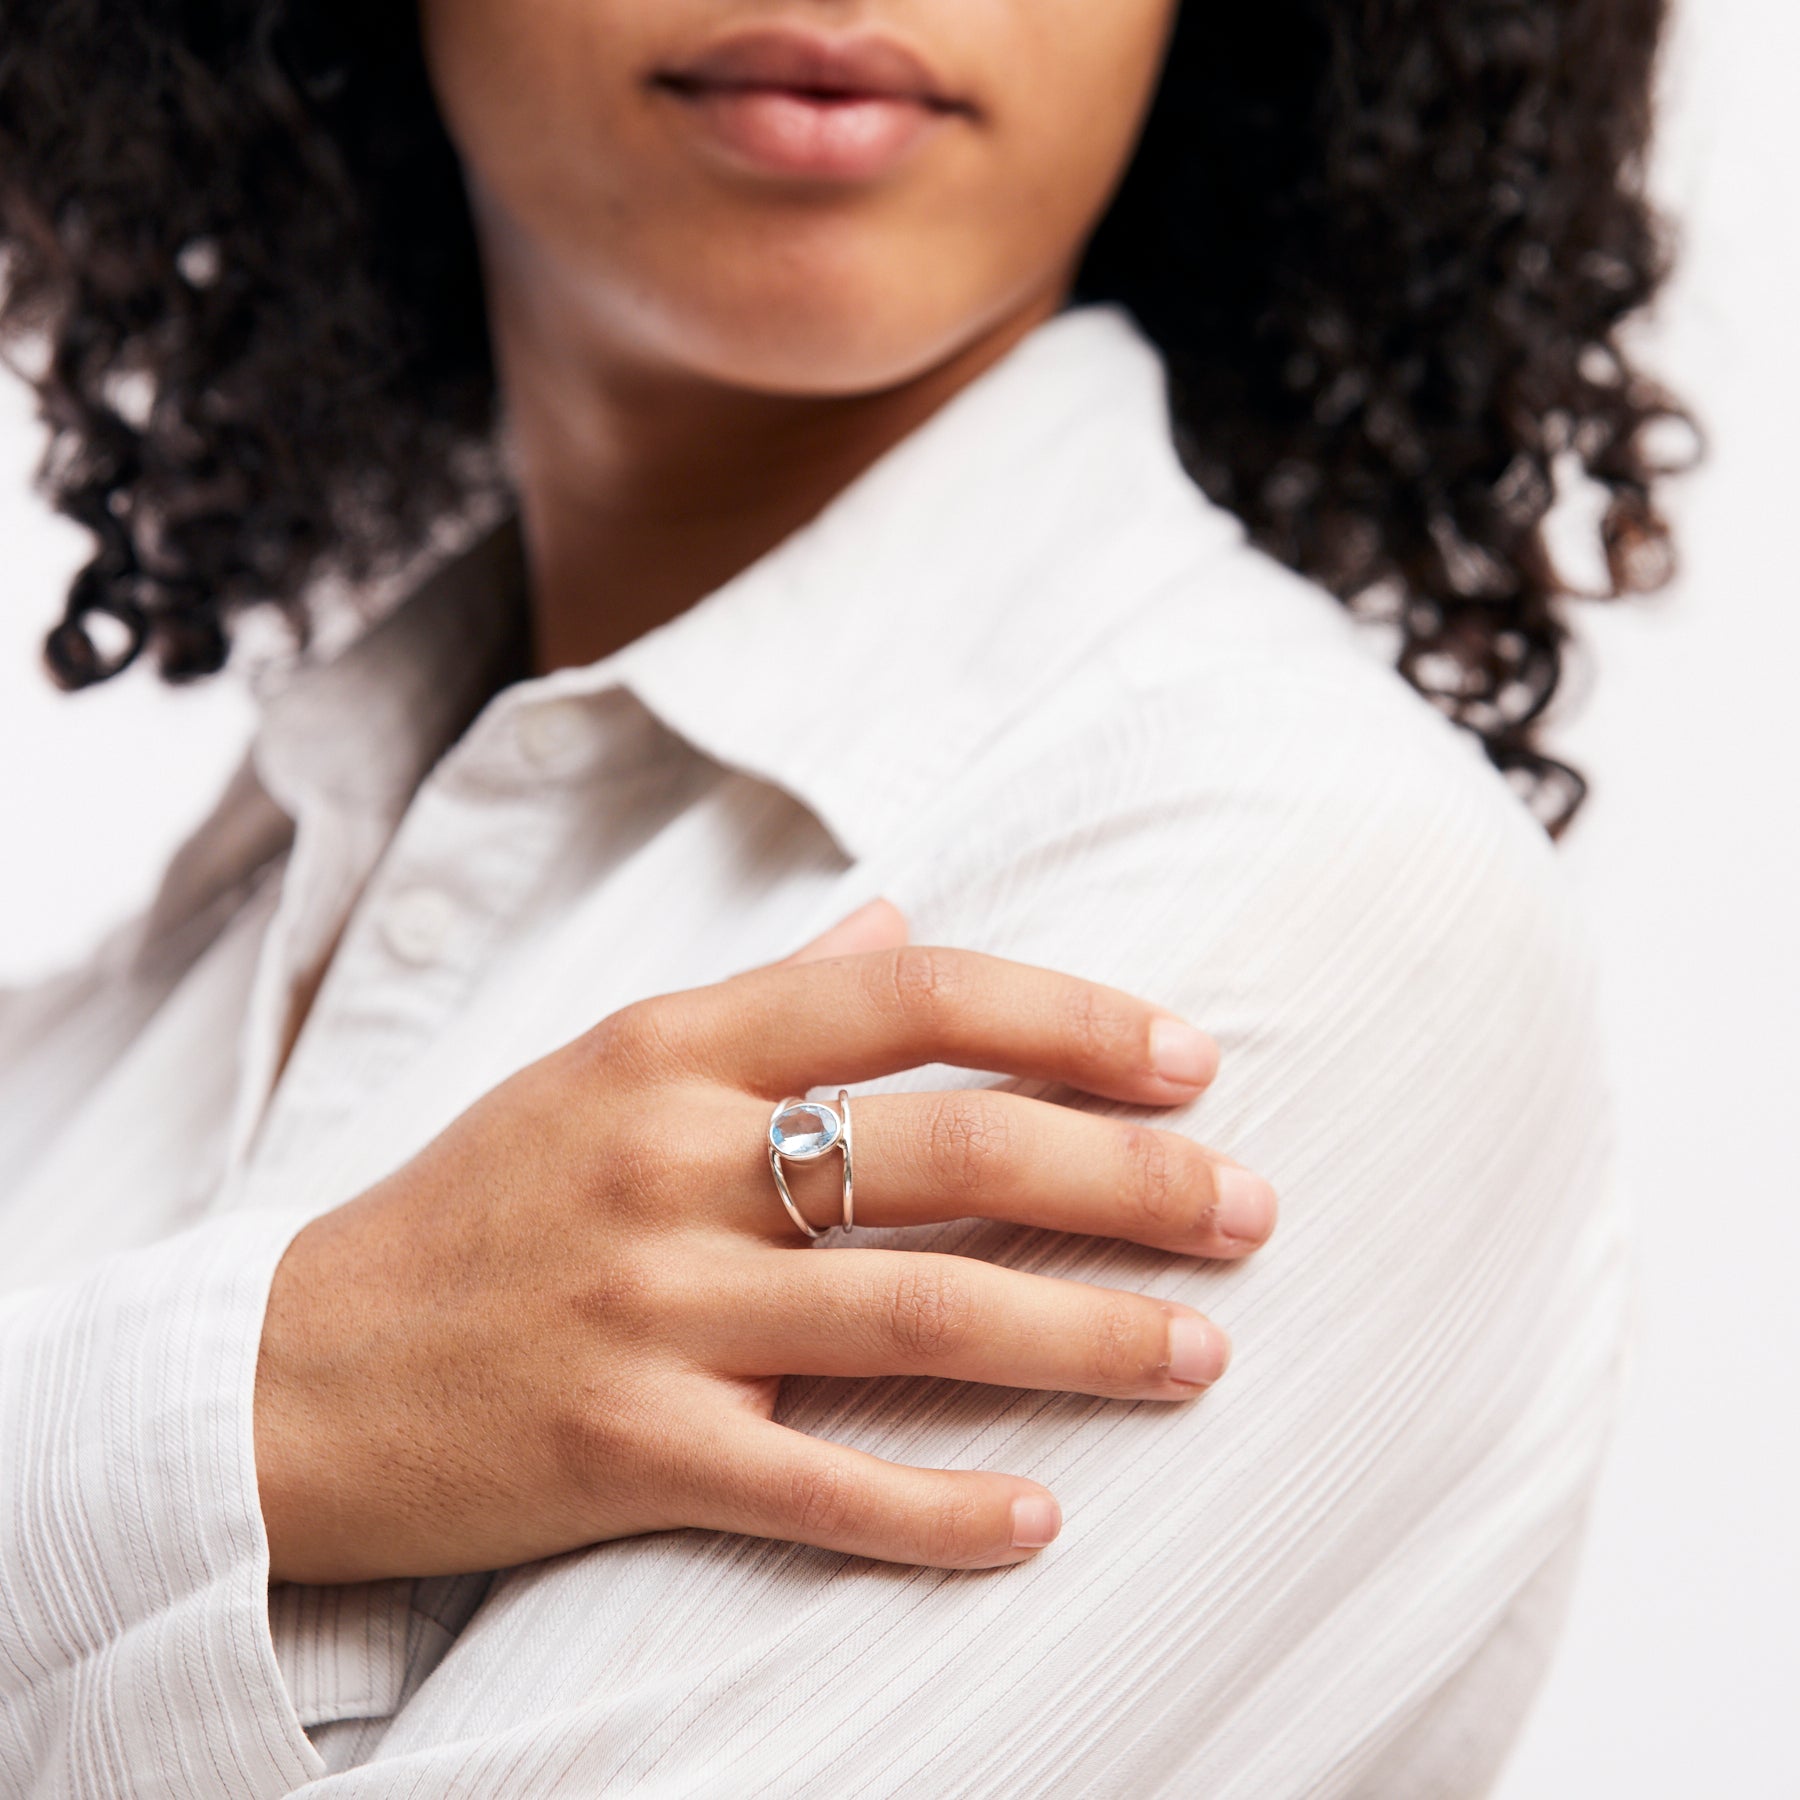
[0,0,1688,834]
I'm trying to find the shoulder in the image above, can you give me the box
[899,541,1607,1138]
[897,548,1622,1405]
[925,538,1585,972]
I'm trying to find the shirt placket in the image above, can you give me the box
[228,688,624,1207]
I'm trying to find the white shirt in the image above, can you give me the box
[0,306,1625,1798]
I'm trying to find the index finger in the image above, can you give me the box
[770,898,910,969]
[669,945,1221,1106]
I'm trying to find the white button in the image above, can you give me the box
[380,887,458,965]
[515,699,597,772]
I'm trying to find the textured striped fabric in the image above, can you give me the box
[0,306,1626,1797]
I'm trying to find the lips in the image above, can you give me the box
[652,30,971,182]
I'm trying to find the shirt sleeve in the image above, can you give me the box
[0,1210,326,1798]
[256,651,1626,1796]
[866,654,1628,1798]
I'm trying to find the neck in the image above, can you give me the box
[477,221,1065,675]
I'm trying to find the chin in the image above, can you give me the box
[631,249,1034,400]
[687,317,973,399]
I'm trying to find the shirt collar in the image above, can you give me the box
[251,520,529,821]
[251,303,1238,861]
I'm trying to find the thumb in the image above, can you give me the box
[777,897,909,968]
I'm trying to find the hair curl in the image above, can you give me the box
[0,0,1687,833]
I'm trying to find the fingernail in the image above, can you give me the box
[1167,1314,1231,1388]
[1213,1166,1278,1246]
[1010,1494,1062,1550]
[1149,1018,1220,1089]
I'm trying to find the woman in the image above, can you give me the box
[0,2,1679,1795]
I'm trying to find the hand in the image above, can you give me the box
[253,900,1278,1583]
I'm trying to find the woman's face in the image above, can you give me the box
[419,0,1178,395]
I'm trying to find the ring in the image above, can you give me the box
[768,1091,854,1241]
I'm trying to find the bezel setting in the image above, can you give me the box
[768,1100,843,1162]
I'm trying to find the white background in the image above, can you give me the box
[1,3,1795,1792]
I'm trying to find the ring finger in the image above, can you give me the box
[756,1087,1277,1258]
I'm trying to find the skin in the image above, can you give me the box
[256,0,1283,1580]
[259,913,1276,1579]
[418,0,1180,667]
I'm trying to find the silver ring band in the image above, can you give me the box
[767,1090,854,1240]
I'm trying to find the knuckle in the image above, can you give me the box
[787,1458,863,1543]
[583,999,684,1082]
[879,945,966,1029]
[1088,1297,1164,1391]
[549,1388,639,1492]
[886,1258,978,1362]
[918,1487,986,1567]
[1122,1126,1185,1235]
[925,1091,1012,1201]
[1062,983,1133,1069]
[593,1089,750,1228]
[566,1255,658,1334]
[597,1104,687,1218]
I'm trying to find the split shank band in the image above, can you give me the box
[767,1091,855,1240]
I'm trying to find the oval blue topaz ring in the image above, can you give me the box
[767,1090,855,1240]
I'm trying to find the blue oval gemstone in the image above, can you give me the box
[770,1102,840,1160]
